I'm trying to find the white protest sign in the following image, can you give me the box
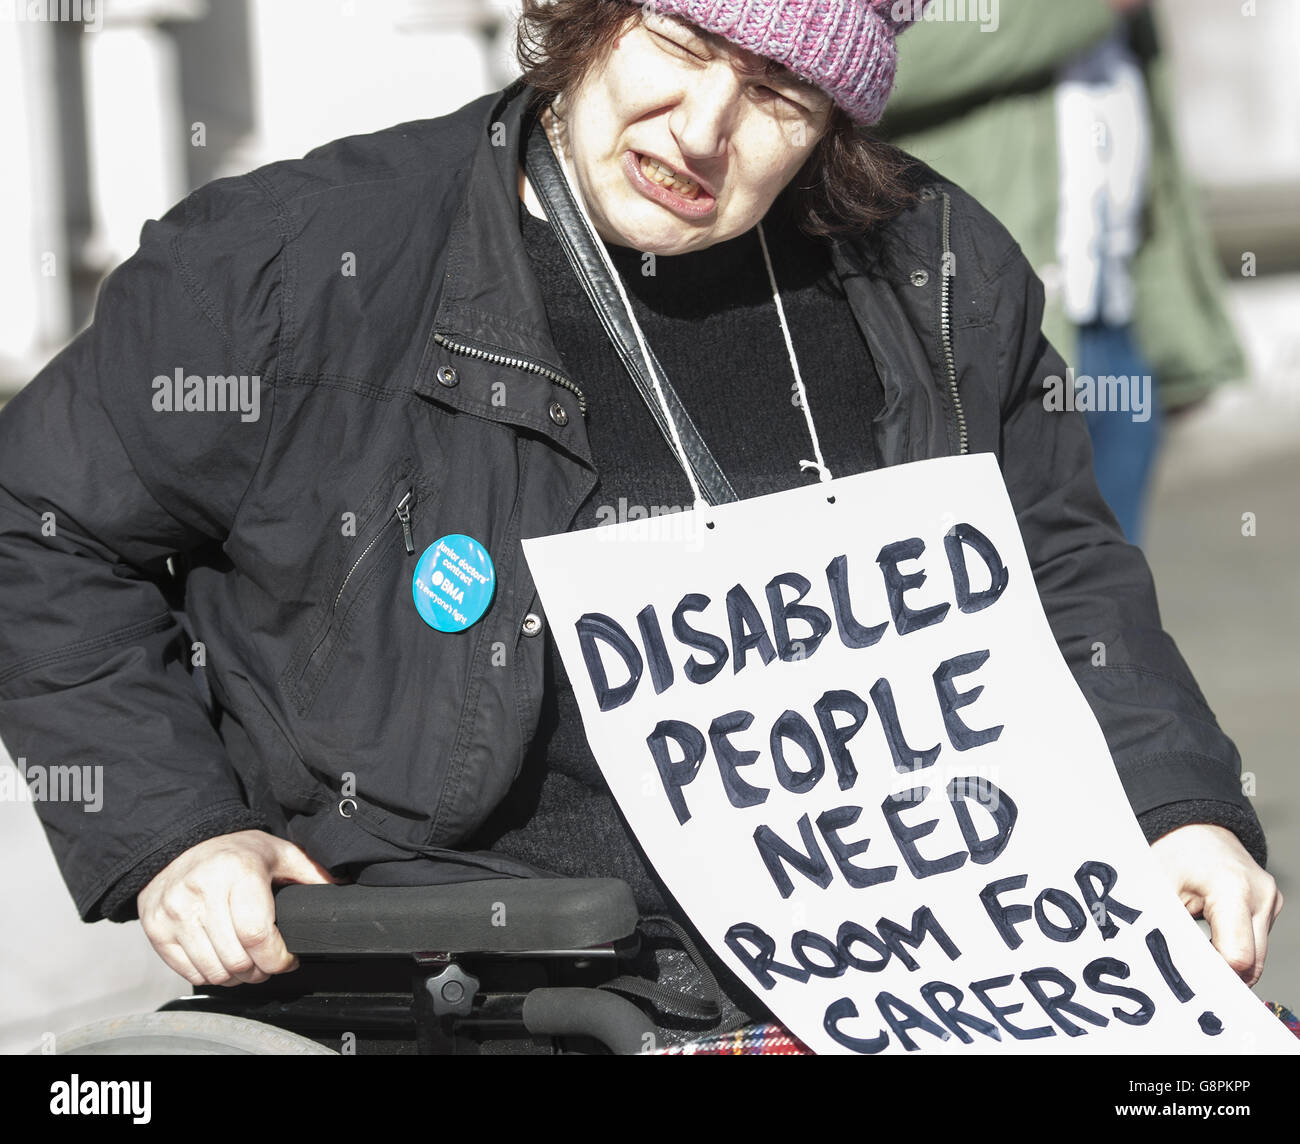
[522,453,1297,1055]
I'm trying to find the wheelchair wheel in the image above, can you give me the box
[36,1011,338,1055]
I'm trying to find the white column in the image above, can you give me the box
[81,0,203,270]
[240,0,496,171]
[1158,0,1300,187]
[0,18,68,390]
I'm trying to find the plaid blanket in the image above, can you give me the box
[646,1002,1300,1055]
[647,1023,810,1055]
[1267,1001,1300,1037]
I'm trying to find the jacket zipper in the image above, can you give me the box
[939,191,969,456]
[395,491,415,555]
[332,489,415,614]
[293,483,416,707]
[433,331,587,416]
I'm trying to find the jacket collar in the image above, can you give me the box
[411,80,597,464]
[422,79,572,385]
[830,231,960,466]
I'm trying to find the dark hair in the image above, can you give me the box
[514,0,921,239]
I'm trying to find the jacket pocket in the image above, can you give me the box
[280,467,421,716]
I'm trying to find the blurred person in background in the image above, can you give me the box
[878,0,1246,546]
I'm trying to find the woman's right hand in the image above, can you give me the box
[137,829,336,986]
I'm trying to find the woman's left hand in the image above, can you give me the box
[1149,823,1283,986]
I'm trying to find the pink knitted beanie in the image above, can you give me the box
[614,0,926,125]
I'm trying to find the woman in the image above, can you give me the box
[0,0,1278,1044]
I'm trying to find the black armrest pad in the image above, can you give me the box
[274,878,639,955]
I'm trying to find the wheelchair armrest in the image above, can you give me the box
[274,878,639,955]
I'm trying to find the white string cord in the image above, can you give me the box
[755,219,833,485]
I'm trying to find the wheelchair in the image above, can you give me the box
[43,878,708,1055]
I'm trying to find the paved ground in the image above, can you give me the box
[1142,283,1300,1006]
[1,277,1297,1053]
[1148,436,1300,1008]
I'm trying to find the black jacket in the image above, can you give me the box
[0,78,1264,925]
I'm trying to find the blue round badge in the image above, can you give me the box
[411,534,496,632]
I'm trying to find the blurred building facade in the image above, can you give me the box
[0,0,520,392]
[2,0,1298,396]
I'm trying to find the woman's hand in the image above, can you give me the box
[138,829,337,987]
[1149,823,1283,986]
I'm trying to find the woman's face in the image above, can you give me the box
[549,11,834,255]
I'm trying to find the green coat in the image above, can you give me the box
[877,0,1245,409]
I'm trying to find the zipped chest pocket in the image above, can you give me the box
[280,468,427,717]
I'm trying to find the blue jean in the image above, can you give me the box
[1078,321,1163,546]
